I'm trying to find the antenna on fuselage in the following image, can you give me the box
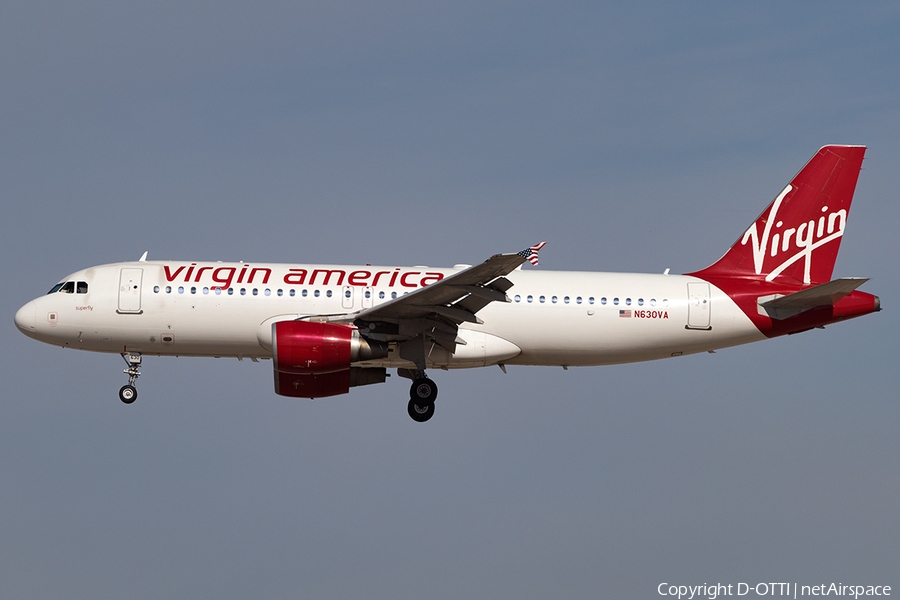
[139,251,148,262]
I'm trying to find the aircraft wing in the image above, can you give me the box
[355,243,545,325]
[337,243,545,357]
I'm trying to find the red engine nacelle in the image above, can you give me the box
[275,368,387,398]
[272,320,388,398]
[273,320,353,375]
[275,369,352,398]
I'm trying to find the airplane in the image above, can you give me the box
[14,145,880,422]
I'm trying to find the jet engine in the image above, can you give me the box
[272,320,388,398]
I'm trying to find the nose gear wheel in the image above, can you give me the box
[119,352,142,404]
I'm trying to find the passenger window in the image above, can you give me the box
[191,287,197,294]
[391,292,397,299]
[253,289,259,296]
[277,289,283,297]
[178,286,185,294]
[650,299,656,306]
[564,296,570,304]
[153,286,160,293]
[264,289,271,296]
[228,288,234,295]
[527,295,533,303]
[514,295,521,302]
[345,290,351,298]
[166,286,172,294]
[638,298,644,306]
[613,298,619,305]
[589,297,595,305]
[601,297,607,305]
[289,289,295,297]
[379,291,385,299]
[314,290,320,297]
[551,296,558,303]
[326,290,333,298]
[77,281,88,294]
[302,290,308,297]
[625,298,631,306]
[539,296,545,303]
[576,297,582,304]
[203,287,209,295]
[215,287,222,295]
[240,288,246,296]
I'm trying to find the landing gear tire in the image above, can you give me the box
[410,377,438,404]
[119,353,142,404]
[119,385,137,404]
[408,398,435,422]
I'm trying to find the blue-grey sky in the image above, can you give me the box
[2,2,898,598]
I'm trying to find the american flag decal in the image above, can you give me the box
[518,241,547,266]
[619,310,632,318]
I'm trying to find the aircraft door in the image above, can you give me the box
[686,282,711,330]
[118,268,143,314]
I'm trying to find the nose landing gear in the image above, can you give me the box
[119,352,141,404]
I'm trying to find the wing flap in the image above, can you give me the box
[455,277,514,315]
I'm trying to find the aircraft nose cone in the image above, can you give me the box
[15,301,36,338]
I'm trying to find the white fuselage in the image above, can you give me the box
[17,260,765,369]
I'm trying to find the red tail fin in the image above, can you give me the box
[691,145,866,285]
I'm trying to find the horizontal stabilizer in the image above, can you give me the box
[758,277,868,320]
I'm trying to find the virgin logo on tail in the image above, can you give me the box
[741,184,847,284]
[690,145,865,286]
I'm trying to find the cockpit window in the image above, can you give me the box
[47,281,87,294]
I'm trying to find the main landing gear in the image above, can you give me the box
[119,352,141,404]
[406,373,438,423]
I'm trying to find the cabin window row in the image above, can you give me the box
[512,295,668,307]
[152,286,408,299]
